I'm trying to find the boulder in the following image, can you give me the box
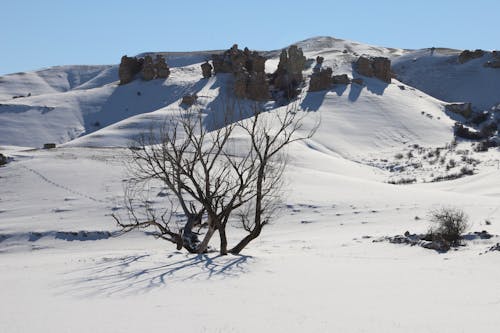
[141,55,156,81]
[118,55,143,85]
[0,153,7,166]
[201,61,213,78]
[309,67,333,92]
[181,94,197,106]
[445,103,472,118]
[43,143,56,149]
[154,55,170,79]
[355,56,391,83]
[332,74,350,85]
[458,49,485,63]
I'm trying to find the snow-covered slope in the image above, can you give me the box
[0,36,455,154]
[393,48,500,110]
[0,65,114,100]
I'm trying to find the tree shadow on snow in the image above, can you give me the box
[58,252,253,297]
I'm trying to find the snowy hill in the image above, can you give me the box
[1,36,500,333]
[393,48,500,110]
[0,36,453,151]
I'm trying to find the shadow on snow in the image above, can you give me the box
[58,252,253,297]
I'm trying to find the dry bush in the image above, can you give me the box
[427,207,469,245]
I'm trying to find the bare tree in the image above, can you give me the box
[113,101,317,255]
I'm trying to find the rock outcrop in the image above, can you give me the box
[155,55,171,79]
[119,54,170,84]
[458,49,485,64]
[212,45,270,101]
[355,56,391,83]
[355,56,374,77]
[118,56,143,85]
[309,67,333,92]
[201,61,213,78]
[141,55,156,81]
[142,55,170,81]
[272,45,307,99]
[445,103,472,118]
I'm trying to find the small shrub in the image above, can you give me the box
[394,153,404,159]
[388,177,416,185]
[427,207,469,245]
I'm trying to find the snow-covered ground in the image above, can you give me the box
[1,36,499,332]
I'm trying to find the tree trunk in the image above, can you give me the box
[197,226,215,254]
[229,225,262,254]
[181,214,200,252]
[219,227,228,255]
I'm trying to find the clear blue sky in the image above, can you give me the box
[1,0,498,75]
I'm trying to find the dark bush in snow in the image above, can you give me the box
[426,207,469,245]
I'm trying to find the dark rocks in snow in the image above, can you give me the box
[154,55,171,79]
[212,45,270,101]
[141,55,170,81]
[484,60,500,68]
[458,49,485,64]
[309,67,333,92]
[272,45,307,99]
[119,54,170,84]
[201,61,213,78]
[141,55,156,81]
[470,111,490,125]
[356,56,373,77]
[332,74,351,85]
[212,44,239,74]
[54,231,112,241]
[43,143,56,149]
[244,71,270,101]
[372,57,392,83]
[474,139,498,152]
[0,153,8,166]
[480,122,498,139]
[454,123,483,140]
[355,56,392,83]
[487,243,500,252]
[351,78,364,85]
[181,94,197,106]
[375,230,498,253]
[445,103,472,118]
[119,55,144,85]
